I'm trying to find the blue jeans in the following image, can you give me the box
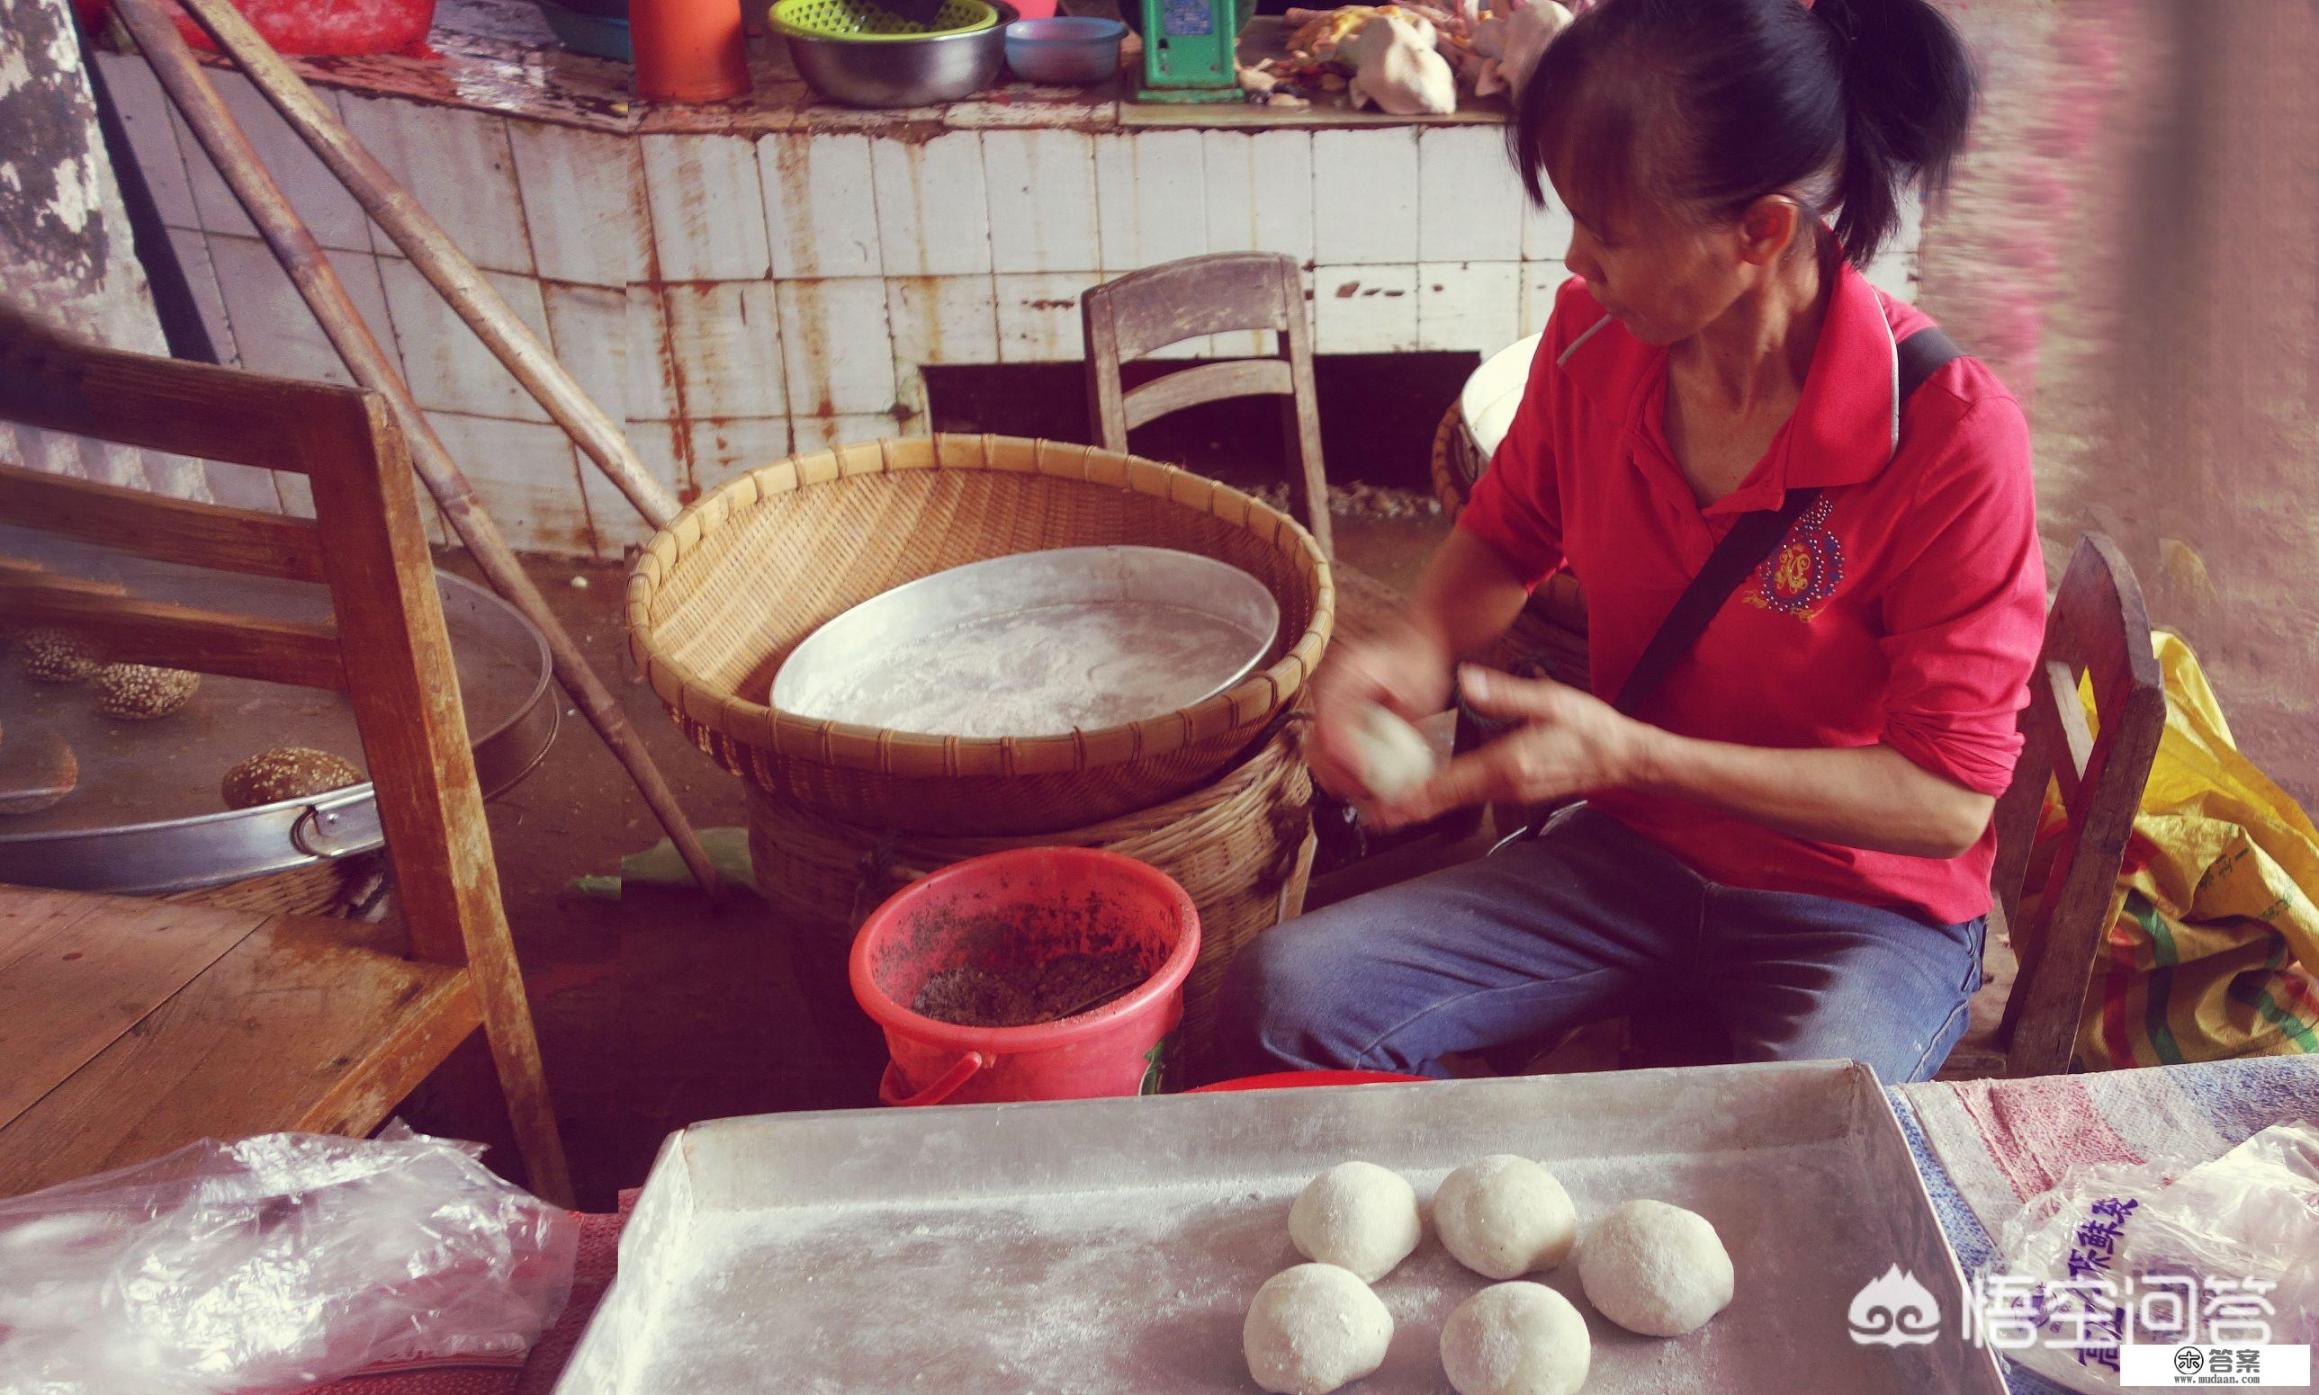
[1215,806,1986,1084]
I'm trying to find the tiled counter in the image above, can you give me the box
[97,0,1918,557]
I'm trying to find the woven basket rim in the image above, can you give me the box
[625,434,1334,775]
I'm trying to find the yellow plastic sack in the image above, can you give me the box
[2037,633,2319,1068]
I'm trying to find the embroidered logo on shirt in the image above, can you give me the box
[1744,496,1844,619]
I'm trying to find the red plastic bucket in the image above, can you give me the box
[851,847,1200,1107]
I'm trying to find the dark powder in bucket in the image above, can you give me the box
[911,951,1148,1028]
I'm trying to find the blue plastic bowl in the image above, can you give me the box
[1003,17,1126,85]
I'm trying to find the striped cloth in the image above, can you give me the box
[1888,1056,2319,1394]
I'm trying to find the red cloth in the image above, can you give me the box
[1458,265,2046,924]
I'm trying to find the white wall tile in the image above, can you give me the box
[762,133,881,279]
[165,227,237,364]
[1519,259,1569,337]
[995,271,1098,363]
[687,417,793,493]
[664,281,787,418]
[776,278,895,416]
[1521,185,1576,263]
[177,71,370,252]
[641,134,772,281]
[982,130,1100,274]
[427,412,595,556]
[1094,131,1206,272]
[1313,264,1419,354]
[1418,125,1525,264]
[1418,261,1522,354]
[340,95,533,273]
[378,256,554,421]
[1314,129,1419,266]
[626,286,680,422]
[886,277,999,367]
[199,460,286,513]
[540,280,628,421]
[587,418,685,555]
[207,234,392,387]
[507,121,653,287]
[1201,130,1314,265]
[93,52,196,231]
[871,132,992,277]
[791,413,900,454]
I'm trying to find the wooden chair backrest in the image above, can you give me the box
[0,307,504,972]
[1989,533,2168,1076]
[1082,252,1333,558]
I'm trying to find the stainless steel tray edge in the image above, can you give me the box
[552,1063,2009,1395]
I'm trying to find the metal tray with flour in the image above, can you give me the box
[771,545,1281,740]
[555,1062,2007,1394]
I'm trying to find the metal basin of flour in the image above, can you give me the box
[771,546,1281,740]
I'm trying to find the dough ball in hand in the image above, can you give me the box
[1348,703,1436,800]
[1577,1198,1733,1337]
[1440,1281,1590,1395]
[1289,1160,1422,1282]
[1242,1263,1393,1395]
[1434,1155,1577,1280]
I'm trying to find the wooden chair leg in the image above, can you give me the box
[470,974,575,1207]
[1280,392,1334,562]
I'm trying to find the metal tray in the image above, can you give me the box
[0,523,556,894]
[556,1063,2007,1394]
[771,546,1281,741]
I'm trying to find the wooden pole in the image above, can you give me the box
[113,0,721,897]
[168,0,682,532]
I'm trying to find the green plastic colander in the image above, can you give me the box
[770,0,996,40]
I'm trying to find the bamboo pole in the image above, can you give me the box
[113,0,720,897]
[170,0,682,532]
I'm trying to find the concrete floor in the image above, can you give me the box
[409,512,1449,1208]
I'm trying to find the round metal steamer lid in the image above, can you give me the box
[0,526,556,895]
[771,545,1282,741]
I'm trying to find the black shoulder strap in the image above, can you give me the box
[1896,324,1963,401]
[1610,325,1965,716]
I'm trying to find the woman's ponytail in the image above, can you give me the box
[1810,0,1977,266]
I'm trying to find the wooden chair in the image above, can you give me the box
[1082,252,1335,560]
[1946,533,2168,1078]
[0,309,572,1203]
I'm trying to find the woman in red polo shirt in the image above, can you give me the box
[1216,0,2046,1083]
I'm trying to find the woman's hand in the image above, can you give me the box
[1309,618,1456,803]
[1369,665,1648,828]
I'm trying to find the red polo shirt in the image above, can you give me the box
[1459,266,2045,924]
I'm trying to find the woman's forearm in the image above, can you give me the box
[1407,529,1538,658]
[1625,730,1996,859]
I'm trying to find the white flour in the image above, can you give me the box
[780,602,1266,740]
[614,1145,1978,1394]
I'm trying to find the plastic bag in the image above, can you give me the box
[1991,1122,2319,1393]
[0,1126,578,1395]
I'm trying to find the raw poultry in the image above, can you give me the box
[1241,0,1579,113]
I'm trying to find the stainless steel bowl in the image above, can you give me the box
[776,2,1017,108]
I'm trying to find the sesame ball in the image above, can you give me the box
[221,746,364,809]
[18,629,96,684]
[92,663,202,720]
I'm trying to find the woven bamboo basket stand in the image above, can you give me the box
[627,435,1335,836]
[747,719,1316,1078]
[160,853,386,917]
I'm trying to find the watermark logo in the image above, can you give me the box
[1848,1265,1943,1347]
